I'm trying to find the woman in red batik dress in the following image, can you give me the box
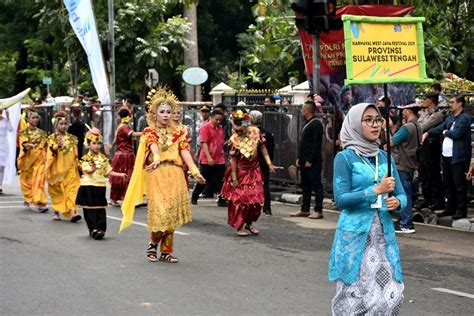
[109,108,142,207]
[221,110,281,236]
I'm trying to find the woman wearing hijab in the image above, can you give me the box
[328,103,407,315]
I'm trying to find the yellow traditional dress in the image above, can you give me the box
[46,133,80,218]
[17,126,48,207]
[121,124,191,253]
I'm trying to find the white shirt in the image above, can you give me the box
[442,121,456,157]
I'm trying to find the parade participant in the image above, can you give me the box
[220,110,279,236]
[109,108,142,207]
[171,105,191,187]
[120,87,205,263]
[17,109,49,212]
[329,103,407,315]
[46,111,81,222]
[76,128,127,240]
[249,110,275,216]
[0,107,13,194]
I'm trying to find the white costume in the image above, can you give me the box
[0,114,14,186]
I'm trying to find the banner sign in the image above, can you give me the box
[342,15,432,85]
[64,0,112,142]
[297,5,414,77]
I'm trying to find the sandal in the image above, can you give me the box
[110,201,120,207]
[159,253,178,263]
[237,229,249,237]
[147,242,158,262]
[245,225,259,236]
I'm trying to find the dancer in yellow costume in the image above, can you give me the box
[121,87,205,263]
[46,111,81,222]
[17,109,49,212]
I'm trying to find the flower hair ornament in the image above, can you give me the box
[145,85,179,128]
[231,109,250,127]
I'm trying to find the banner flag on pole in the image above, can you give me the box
[63,0,112,143]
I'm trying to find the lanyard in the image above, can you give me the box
[355,151,379,184]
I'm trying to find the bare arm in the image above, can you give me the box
[180,149,205,184]
[230,156,238,187]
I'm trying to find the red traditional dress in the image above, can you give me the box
[110,124,135,201]
[221,126,264,229]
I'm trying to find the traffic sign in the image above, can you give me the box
[42,77,52,85]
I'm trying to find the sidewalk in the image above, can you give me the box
[270,191,474,231]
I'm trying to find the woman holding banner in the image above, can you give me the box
[328,103,407,315]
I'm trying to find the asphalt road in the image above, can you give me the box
[1,182,473,315]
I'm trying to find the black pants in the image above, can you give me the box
[261,166,271,213]
[83,208,107,233]
[192,164,225,200]
[442,157,469,215]
[419,137,444,206]
[300,163,323,213]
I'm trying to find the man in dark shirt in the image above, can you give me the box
[250,110,275,216]
[67,106,86,157]
[290,101,324,219]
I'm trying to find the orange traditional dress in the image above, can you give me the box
[121,124,191,254]
[17,126,48,208]
[46,133,80,218]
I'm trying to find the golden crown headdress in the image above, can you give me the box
[146,85,179,128]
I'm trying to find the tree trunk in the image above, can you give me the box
[183,3,201,102]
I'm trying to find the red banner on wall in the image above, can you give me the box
[298,5,414,76]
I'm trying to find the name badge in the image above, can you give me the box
[371,195,383,209]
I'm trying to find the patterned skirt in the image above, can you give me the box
[331,213,404,316]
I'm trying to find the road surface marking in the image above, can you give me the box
[431,288,474,299]
[107,215,189,236]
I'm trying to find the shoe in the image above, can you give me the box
[109,201,120,207]
[217,199,228,207]
[395,226,416,234]
[414,201,430,211]
[37,207,49,213]
[290,211,310,217]
[0,187,3,194]
[191,199,198,205]
[429,203,445,211]
[452,212,467,220]
[93,230,105,240]
[23,202,31,210]
[70,214,82,223]
[136,203,148,208]
[437,210,455,217]
[264,212,272,217]
[308,211,324,219]
[53,212,61,221]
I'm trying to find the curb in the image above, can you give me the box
[270,191,474,232]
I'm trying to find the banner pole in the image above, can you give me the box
[312,32,320,95]
[384,83,391,177]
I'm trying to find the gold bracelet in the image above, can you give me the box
[153,154,160,162]
[189,165,200,177]
[264,154,272,165]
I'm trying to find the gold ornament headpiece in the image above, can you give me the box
[85,127,103,143]
[146,85,179,128]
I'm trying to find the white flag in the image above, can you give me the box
[64,0,112,143]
